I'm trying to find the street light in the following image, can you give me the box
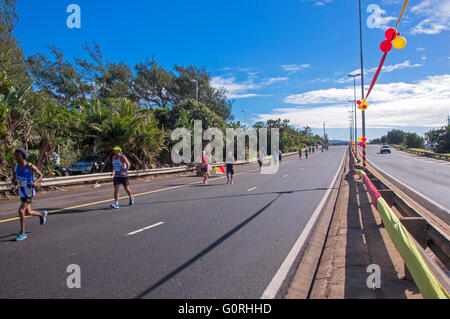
[242,110,247,130]
[191,79,198,104]
[348,111,354,142]
[358,0,366,167]
[347,73,360,144]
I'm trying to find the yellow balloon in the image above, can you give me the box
[357,137,362,142]
[393,36,407,49]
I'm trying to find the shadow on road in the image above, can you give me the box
[133,193,284,299]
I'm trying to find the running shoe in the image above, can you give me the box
[110,202,120,209]
[40,210,48,225]
[129,197,135,206]
[15,233,28,241]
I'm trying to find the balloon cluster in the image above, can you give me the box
[380,28,407,53]
[357,99,369,110]
[357,137,367,147]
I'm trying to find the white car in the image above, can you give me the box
[380,145,391,154]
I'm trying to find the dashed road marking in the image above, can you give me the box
[126,222,164,236]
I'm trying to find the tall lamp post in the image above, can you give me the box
[358,0,366,167]
[242,110,247,130]
[348,110,354,142]
[347,73,360,145]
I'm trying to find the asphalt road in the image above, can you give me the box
[0,146,345,299]
[365,145,450,211]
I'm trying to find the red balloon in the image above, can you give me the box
[385,28,397,41]
[362,137,367,142]
[359,142,364,147]
[380,40,393,53]
[357,100,361,105]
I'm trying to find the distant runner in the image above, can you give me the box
[12,148,48,241]
[257,151,264,172]
[201,151,209,185]
[226,151,235,184]
[298,148,302,160]
[279,150,282,162]
[110,147,134,209]
[305,148,309,160]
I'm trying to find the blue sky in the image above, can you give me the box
[14,0,450,140]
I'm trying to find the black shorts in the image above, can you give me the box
[226,164,234,175]
[258,160,262,167]
[114,176,130,187]
[20,197,32,204]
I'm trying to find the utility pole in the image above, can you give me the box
[358,0,366,168]
[347,73,360,145]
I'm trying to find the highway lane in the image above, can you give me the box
[365,145,450,211]
[0,146,346,299]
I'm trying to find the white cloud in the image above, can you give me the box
[281,64,311,75]
[211,76,261,99]
[373,8,398,30]
[411,0,450,35]
[263,77,289,85]
[368,60,423,73]
[300,0,333,6]
[256,74,450,128]
[334,61,421,84]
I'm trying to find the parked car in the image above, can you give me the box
[380,145,391,154]
[69,153,104,175]
[53,165,71,176]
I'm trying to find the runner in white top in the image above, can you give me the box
[110,146,135,209]
[226,151,235,184]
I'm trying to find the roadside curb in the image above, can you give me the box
[284,148,347,298]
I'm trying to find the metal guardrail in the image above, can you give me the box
[0,151,300,193]
[0,166,194,192]
[392,145,450,161]
[363,170,450,261]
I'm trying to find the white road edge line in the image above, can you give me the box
[283,175,288,178]
[261,149,346,299]
[367,159,450,218]
[247,187,257,192]
[126,222,165,236]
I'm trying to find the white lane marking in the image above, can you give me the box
[367,160,450,216]
[247,187,257,192]
[126,222,164,236]
[261,148,346,299]
[283,175,288,178]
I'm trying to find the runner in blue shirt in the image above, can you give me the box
[12,148,48,241]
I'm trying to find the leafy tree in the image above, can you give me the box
[0,71,33,180]
[172,65,233,120]
[425,125,450,153]
[402,132,424,149]
[96,62,135,100]
[386,129,405,145]
[28,47,93,107]
[134,57,175,108]
[81,98,164,169]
